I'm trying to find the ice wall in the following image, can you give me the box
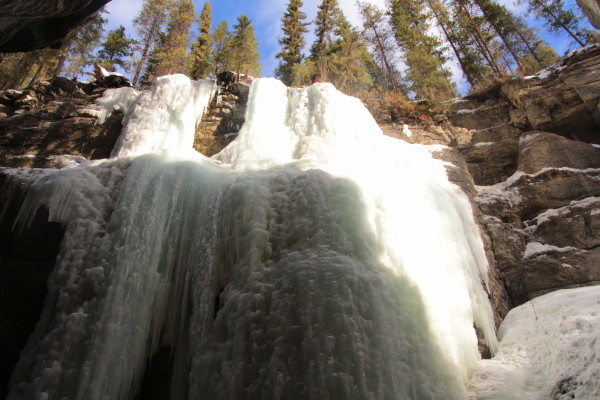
[8,76,497,400]
[111,74,216,158]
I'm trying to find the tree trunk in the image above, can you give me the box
[427,0,476,86]
[458,2,505,77]
[473,0,528,74]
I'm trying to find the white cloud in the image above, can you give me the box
[105,0,144,33]
[338,0,386,27]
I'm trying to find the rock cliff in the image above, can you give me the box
[1,46,600,395]
[0,0,110,52]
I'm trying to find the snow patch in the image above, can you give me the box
[81,86,141,124]
[529,197,600,226]
[469,286,600,400]
[523,242,581,259]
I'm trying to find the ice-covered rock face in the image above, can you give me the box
[7,76,496,400]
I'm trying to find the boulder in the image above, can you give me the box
[518,131,600,174]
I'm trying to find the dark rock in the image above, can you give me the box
[99,74,132,89]
[462,138,519,186]
[0,0,110,52]
[501,44,600,143]
[448,100,512,131]
[518,131,600,174]
[522,247,600,302]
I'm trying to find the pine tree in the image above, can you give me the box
[142,0,195,84]
[358,1,402,91]
[211,21,232,75]
[471,0,529,73]
[389,0,455,100]
[96,25,136,71]
[230,14,261,78]
[328,13,373,93]
[190,1,213,79]
[426,0,491,87]
[522,0,594,46]
[62,12,107,78]
[132,0,172,86]
[310,0,343,82]
[275,0,308,86]
[0,49,60,89]
[453,0,507,78]
[517,25,559,72]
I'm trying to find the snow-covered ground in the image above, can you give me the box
[469,286,600,400]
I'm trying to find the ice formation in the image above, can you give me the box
[469,286,600,400]
[8,76,498,399]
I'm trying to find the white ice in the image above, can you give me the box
[8,76,498,400]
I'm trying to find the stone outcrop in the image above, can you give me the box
[0,0,110,52]
[501,45,600,142]
[380,46,600,316]
[433,46,600,310]
[194,80,251,156]
[0,77,125,168]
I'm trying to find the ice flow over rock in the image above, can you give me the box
[8,76,497,399]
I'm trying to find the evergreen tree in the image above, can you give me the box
[190,1,213,79]
[96,25,136,71]
[230,14,261,78]
[143,0,195,84]
[0,49,60,89]
[358,1,402,91]
[132,0,172,86]
[471,0,529,73]
[211,21,232,75]
[426,0,493,87]
[310,0,343,82]
[517,25,559,72]
[389,0,455,100]
[453,0,507,78]
[63,12,107,78]
[313,0,341,82]
[328,13,373,93]
[521,0,595,46]
[275,0,308,86]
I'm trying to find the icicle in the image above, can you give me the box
[111,75,216,158]
[7,76,497,400]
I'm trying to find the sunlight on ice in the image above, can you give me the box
[8,76,498,400]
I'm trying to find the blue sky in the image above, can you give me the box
[104,0,597,86]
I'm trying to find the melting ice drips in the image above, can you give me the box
[8,76,497,400]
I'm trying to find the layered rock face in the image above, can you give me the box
[387,45,600,312]
[0,77,126,168]
[0,0,110,52]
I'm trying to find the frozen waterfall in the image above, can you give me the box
[7,75,497,400]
